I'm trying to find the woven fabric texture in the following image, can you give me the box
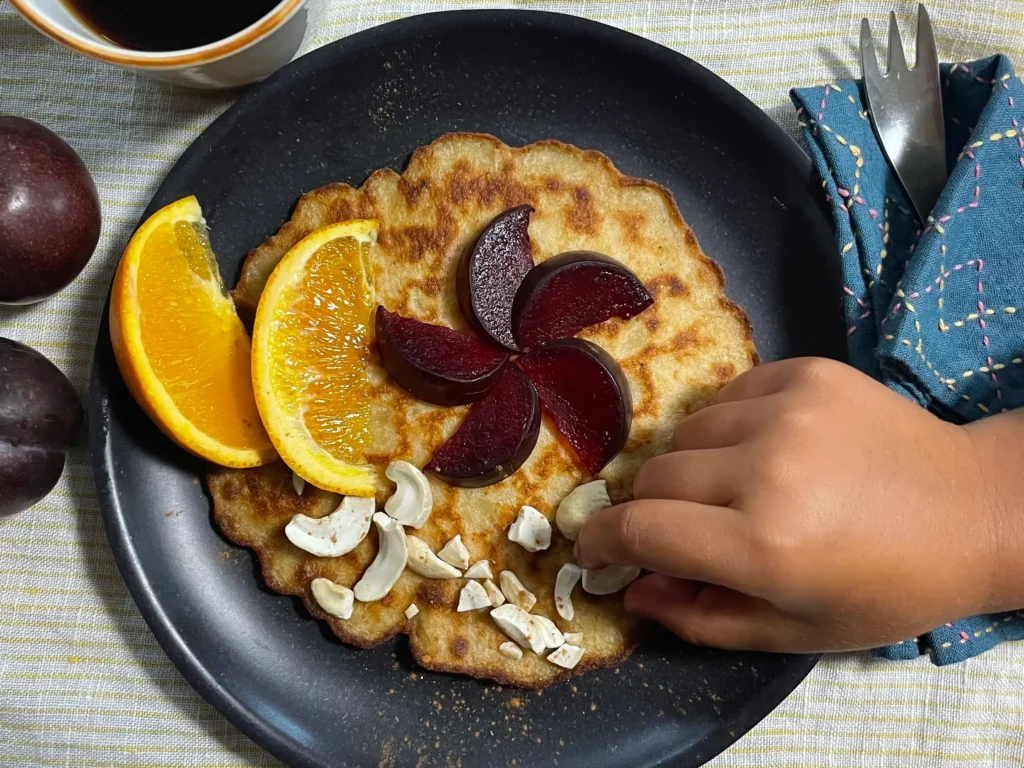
[2,1,1024,765]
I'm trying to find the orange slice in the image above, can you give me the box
[251,220,378,497]
[109,196,276,468]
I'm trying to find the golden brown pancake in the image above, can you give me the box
[209,133,757,688]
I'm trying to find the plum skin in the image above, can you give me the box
[0,116,101,305]
[0,338,83,516]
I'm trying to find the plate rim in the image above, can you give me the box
[89,10,821,768]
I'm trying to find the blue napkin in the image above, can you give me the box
[791,55,1024,665]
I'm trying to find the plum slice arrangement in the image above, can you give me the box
[456,205,534,352]
[512,251,654,351]
[378,207,654,487]
[375,307,508,406]
[423,365,541,487]
[518,339,633,476]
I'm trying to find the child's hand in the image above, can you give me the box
[575,357,1023,653]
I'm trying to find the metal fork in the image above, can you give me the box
[860,5,946,222]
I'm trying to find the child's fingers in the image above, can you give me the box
[574,499,757,592]
[624,574,804,652]
[716,358,807,403]
[632,448,738,506]
[671,396,782,451]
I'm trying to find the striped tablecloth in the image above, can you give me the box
[3,1,1024,765]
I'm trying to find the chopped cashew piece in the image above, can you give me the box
[532,614,565,649]
[458,580,491,612]
[547,643,585,670]
[405,535,462,579]
[499,570,536,611]
[292,472,306,496]
[582,564,640,595]
[353,513,408,602]
[554,563,583,621]
[490,604,545,654]
[437,535,470,570]
[556,480,611,541]
[563,632,584,644]
[499,641,523,660]
[310,578,353,620]
[384,461,432,527]
[483,579,505,607]
[285,496,375,557]
[463,560,492,580]
[507,505,551,552]
[405,603,419,619]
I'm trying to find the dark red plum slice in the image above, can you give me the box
[518,339,632,476]
[425,365,541,488]
[456,205,534,351]
[375,307,508,406]
[511,251,654,351]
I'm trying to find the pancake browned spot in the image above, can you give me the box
[714,362,737,383]
[648,274,690,298]
[212,132,756,688]
[567,186,598,234]
[671,330,700,353]
[400,177,430,205]
[622,358,657,421]
[450,637,468,658]
[616,210,647,243]
[418,580,450,609]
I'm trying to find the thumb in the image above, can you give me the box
[624,574,807,653]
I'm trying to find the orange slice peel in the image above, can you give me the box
[251,220,378,497]
[109,195,276,468]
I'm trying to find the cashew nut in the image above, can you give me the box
[437,535,470,570]
[384,460,432,528]
[285,496,375,557]
[555,480,611,541]
[508,505,551,552]
[499,570,536,611]
[406,535,462,579]
[458,580,491,611]
[581,564,640,595]
[310,578,353,620]
[353,512,408,602]
[554,563,583,621]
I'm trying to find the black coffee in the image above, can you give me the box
[64,0,282,52]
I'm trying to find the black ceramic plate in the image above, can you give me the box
[90,11,843,768]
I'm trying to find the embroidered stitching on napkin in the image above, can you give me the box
[791,55,1024,665]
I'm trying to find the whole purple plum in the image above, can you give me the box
[0,116,101,304]
[0,338,83,515]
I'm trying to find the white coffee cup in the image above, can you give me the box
[9,0,308,89]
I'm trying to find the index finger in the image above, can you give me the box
[574,499,758,593]
[717,359,800,403]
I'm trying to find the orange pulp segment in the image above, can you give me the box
[109,196,276,467]
[251,220,378,496]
